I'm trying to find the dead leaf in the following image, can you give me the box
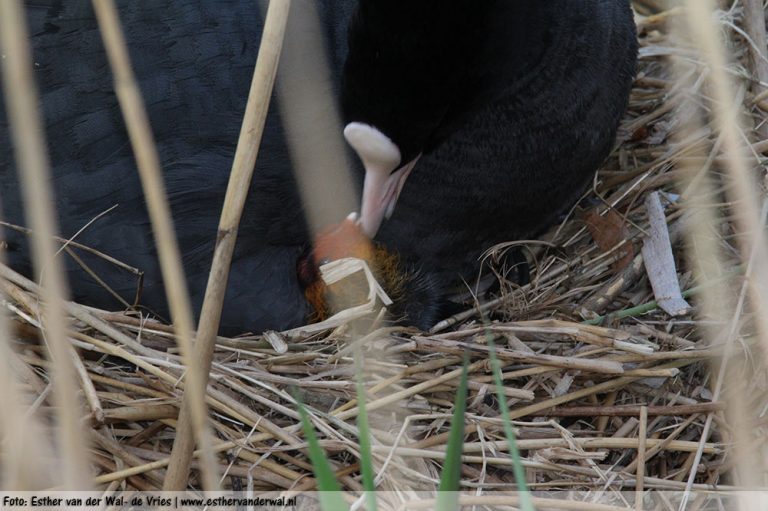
[584,208,635,272]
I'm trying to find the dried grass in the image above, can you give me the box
[1,0,767,504]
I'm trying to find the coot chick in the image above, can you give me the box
[341,1,638,285]
[300,214,446,326]
[0,1,359,335]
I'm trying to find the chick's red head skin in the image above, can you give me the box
[312,216,375,266]
[301,217,375,322]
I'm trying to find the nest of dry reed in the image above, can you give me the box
[3,0,768,503]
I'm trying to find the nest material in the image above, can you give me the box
[4,2,768,501]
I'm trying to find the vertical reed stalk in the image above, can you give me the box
[0,0,91,489]
[675,0,768,506]
[164,0,293,490]
[90,0,219,490]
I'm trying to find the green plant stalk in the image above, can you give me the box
[583,265,744,325]
[487,336,536,511]
[354,345,377,511]
[436,353,470,511]
[294,389,348,510]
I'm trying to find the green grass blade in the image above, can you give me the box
[354,346,377,511]
[487,335,535,511]
[293,389,348,511]
[436,353,470,511]
[583,265,743,325]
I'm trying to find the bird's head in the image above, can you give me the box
[296,214,449,329]
[297,214,404,322]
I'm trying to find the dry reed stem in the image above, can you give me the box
[0,279,52,488]
[0,264,164,359]
[541,403,722,417]
[636,406,648,509]
[162,0,293,491]
[677,1,768,506]
[0,0,91,489]
[70,346,105,426]
[90,0,220,490]
[276,0,358,233]
[742,0,768,128]
[418,437,717,455]
[403,495,660,511]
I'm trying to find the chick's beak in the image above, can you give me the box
[344,122,418,237]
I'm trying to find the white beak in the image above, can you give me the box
[344,122,418,237]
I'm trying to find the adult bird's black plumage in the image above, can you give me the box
[342,0,638,282]
[0,1,356,335]
[0,0,637,334]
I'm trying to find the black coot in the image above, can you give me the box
[0,1,638,334]
[342,1,638,284]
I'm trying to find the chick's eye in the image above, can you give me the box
[318,258,331,266]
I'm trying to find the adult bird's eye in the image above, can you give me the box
[318,257,331,266]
